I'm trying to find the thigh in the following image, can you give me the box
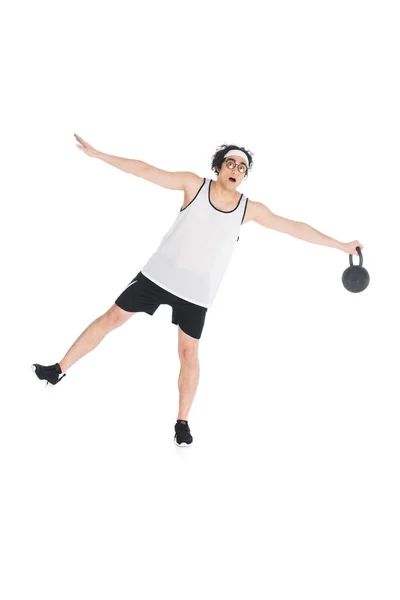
[104,303,137,326]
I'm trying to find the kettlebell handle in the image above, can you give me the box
[349,246,363,267]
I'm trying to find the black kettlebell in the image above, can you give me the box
[342,246,370,293]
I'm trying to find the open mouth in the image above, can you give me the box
[229,177,236,182]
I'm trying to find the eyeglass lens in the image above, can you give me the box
[226,159,247,173]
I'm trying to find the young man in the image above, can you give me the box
[32,135,363,446]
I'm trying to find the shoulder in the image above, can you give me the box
[182,173,207,196]
[185,172,206,187]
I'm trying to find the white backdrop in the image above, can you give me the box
[1,0,399,598]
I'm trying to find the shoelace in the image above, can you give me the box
[176,422,190,431]
[175,423,191,440]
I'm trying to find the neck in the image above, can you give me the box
[214,177,238,199]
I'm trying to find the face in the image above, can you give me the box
[220,155,248,187]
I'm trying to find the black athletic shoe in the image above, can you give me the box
[174,420,193,446]
[31,362,66,387]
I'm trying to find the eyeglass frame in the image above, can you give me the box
[222,158,248,175]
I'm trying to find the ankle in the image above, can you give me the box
[58,361,67,374]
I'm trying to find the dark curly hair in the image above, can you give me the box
[211,143,254,179]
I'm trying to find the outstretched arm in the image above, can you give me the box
[249,201,363,255]
[74,133,194,191]
[75,133,153,177]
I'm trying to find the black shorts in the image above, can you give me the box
[115,271,208,340]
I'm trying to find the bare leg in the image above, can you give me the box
[177,326,200,420]
[58,305,136,373]
[177,357,200,420]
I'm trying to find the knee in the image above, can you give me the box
[100,313,119,331]
[102,304,135,330]
[102,309,127,330]
[179,347,199,365]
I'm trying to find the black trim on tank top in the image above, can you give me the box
[237,197,249,241]
[180,177,206,212]
[241,197,249,224]
[208,179,242,213]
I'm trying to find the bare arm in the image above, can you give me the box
[96,152,196,191]
[250,200,346,251]
[94,150,148,177]
[74,133,194,191]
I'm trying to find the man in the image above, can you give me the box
[32,135,363,446]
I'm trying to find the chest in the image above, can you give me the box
[182,183,253,225]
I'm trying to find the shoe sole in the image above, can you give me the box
[174,439,192,447]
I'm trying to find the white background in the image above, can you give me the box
[1,1,399,598]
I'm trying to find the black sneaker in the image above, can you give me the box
[174,420,193,446]
[31,363,66,387]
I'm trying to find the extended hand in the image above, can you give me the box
[74,133,98,158]
[341,240,364,255]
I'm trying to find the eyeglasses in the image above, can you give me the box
[223,158,248,174]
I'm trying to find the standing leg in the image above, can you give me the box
[177,325,200,420]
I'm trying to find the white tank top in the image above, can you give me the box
[141,177,248,308]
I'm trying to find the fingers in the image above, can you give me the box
[74,133,88,147]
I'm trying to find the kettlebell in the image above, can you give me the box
[342,246,370,293]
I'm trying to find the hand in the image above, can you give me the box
[74,133,98,158]
[341,240,364,255]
